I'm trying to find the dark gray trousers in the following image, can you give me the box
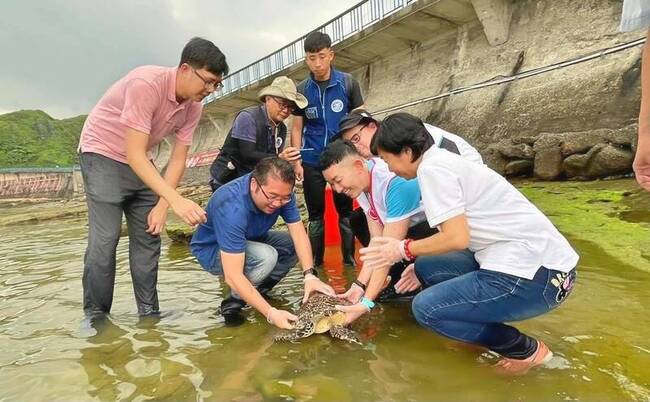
[80,152,161,316]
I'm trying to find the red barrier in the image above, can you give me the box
[324,185,359,246]
[185,149,220,168]
[324,186,340,246]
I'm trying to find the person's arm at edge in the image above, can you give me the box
[634,29,650,190]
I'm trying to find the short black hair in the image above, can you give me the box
[252,157,296,187]
[369,129,380,156]
[304,31,332,53]
[319,140,360,170]
[180,37,229,77]
[373,113,434,162]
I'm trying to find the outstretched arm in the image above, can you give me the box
[634,29,650,190]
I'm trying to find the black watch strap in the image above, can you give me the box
[353,279,367,291]
[302,267,318,277]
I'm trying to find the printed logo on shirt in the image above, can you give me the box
[330,99,344,113]
[305,107,318,120]
[275,136,283,149]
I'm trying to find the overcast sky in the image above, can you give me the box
[1,0,359,118]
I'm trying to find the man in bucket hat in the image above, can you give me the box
[209,76,308,191]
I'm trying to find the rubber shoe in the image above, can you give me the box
[494,340,553,375]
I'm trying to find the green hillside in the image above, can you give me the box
[0,110,87,168]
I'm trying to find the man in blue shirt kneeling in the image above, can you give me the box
[191,157,335,327]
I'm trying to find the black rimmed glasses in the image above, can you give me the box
[347,124,367,144]
[192,67,223,90]
[270,96,296,112]
[255,179,293,204]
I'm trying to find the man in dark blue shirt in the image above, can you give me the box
[191,157,335,327]
[290,31,364,268]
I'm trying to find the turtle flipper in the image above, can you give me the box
[329,325,361,344]
[273,330,299,342]
[274,321,315,342]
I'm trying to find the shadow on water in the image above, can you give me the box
[1,179,650,400]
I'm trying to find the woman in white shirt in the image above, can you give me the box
[359,113,579,375]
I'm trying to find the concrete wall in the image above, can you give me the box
[0,169,83,199]
[355,0,641,179]
[176,0,641,183]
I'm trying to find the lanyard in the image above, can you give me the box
[268,120,280,155]
[363,161,383,226]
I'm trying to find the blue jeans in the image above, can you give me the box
[412,250,576,358]
[207,231,297,299]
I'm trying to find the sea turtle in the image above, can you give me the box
[273,293,361,344]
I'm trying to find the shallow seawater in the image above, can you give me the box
[1,180,649,401]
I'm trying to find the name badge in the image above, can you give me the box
[305,107,318,120]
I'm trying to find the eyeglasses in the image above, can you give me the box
[255,179,293,204]
[270,96,296,112]
[346,124,367,144]
[192,67,223,90]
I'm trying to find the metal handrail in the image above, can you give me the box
[203,0,416,105]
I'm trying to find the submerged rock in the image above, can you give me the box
[166,224,194,243]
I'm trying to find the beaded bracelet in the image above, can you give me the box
[403,238,416,261]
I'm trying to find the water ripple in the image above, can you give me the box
[0,217,648,401]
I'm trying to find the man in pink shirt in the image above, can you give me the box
[78,37,228,317]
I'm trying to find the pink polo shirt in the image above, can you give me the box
[79,65,203,164]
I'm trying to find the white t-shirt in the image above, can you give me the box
[417,148,579,280]
[620,0,650,32]
[424,123,484,165]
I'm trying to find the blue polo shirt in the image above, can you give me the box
[190,173,301,269]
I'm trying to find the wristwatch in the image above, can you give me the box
[302,267,318,277]
[360,296,375,310]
